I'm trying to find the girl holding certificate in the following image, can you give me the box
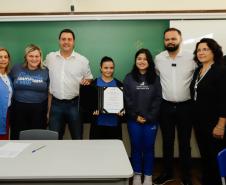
[124,48,162,185]
[0,48,12,140]
[89,56,123,139]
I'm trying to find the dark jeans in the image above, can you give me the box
[49,97,81,140]
[10,100,48,140]
[159,100,192,180]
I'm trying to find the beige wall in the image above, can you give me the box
[0,0,226,13]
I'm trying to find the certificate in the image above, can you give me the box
[100,87,124,114]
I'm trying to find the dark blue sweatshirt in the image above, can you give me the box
[123,73,162,123]
[10,64,49,103]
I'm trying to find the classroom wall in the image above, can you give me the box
[171,20,226,54]
[0,0,226,13]
[0,20,168,80]
[1,0,218,158]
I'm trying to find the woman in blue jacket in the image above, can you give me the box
[124,48,162,185]
[0,48,12,140]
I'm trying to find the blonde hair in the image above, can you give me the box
[0,48,11,74]
[23,44,44,69]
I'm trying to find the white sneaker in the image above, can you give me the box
[143,175,152,185]
[133,174,142,185]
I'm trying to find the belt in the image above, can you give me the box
[163,99,191,105]
[52,96,78,103]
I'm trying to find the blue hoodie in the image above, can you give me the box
[123,73,162,123]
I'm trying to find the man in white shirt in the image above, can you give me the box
[45,29,93,139]
[153,28,196,185]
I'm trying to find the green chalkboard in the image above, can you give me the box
[0,20,169,80]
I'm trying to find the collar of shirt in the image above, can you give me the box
[164,49,183,59]
[56,50,76,60]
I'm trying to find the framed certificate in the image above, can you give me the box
[99,87,124,114]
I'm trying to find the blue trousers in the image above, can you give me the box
[49,97,81,139]
[128,120,158,175]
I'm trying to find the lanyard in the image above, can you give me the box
[194,66,211,101]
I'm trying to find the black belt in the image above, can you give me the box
[163,99,191,105]
[52,96,78,103]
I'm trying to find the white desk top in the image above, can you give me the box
[0,140,133,180]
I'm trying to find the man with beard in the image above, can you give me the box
[153,28,197,185]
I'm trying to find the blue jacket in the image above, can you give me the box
[0,77,11,135]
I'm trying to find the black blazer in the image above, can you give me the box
[190,64,226,123]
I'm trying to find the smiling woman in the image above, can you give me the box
[190,38,226,185]
[9,44,50,140]
[89,56,124,140]
[0,48,12,140]
[26,50,42,70]
[123,48,162,185]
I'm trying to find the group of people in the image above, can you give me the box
[0,27,226,185]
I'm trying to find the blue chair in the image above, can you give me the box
[19,129,59,140]
[217,148,226,185]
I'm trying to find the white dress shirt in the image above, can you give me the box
[155,49,197,102]
[45,51,93,100]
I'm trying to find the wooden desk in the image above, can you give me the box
[0,140,133,185]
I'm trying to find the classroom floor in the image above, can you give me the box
[129,159,202,185]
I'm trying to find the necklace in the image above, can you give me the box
[193,65,211,101]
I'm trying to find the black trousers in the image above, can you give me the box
[193,118,224,185]
[10,100,48,140]
[89,124,122,140]
[159,100,192,180]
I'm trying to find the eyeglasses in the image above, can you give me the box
[197,48,210,53]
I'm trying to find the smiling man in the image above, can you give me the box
[45,29,93,140]
[153,28,197,185]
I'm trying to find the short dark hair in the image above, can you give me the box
[164,27,182,37]
[131,48,156,84]
[59,29,75,40]
[100,56,114,67]
[193,38,223,65]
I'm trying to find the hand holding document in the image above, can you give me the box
[0,142,31,158]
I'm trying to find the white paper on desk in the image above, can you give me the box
[0,142,31,158]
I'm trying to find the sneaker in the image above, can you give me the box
[180,179,193,185]
[132,174,142,185]
[153,173,175,185]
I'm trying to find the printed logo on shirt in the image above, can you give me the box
[140,82,145,86]
[15,72,44,85]
[136,81,149,90]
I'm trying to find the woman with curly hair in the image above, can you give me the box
[190,38,226,185]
